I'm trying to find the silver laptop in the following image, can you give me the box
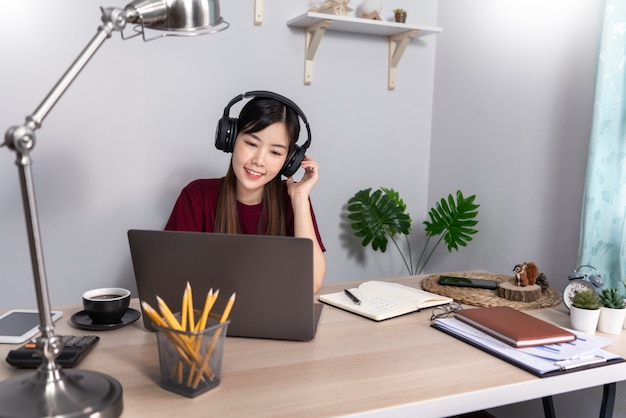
[127,229,322,341]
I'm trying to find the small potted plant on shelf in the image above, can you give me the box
[393,8,407,23]
[569,289,602,334]
[597,288,626,334]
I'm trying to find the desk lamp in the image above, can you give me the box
[0,1,227,416]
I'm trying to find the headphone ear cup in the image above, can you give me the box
[280,145,306,177]
[215,117,238,153]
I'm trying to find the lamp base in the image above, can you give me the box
[0,368,123,418]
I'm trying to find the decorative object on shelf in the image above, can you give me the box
[286,12,442,90]
[394,8,407,23]
[347,188,479,275]
[309,0,353,16]
[360,0,382,20]
[568,289,602,334]
[597,288,626,334]
[0,1,228,417]
[563,265,604,311]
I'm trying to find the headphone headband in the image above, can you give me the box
[215,90,311,177]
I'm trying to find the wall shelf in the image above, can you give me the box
[287,12,442,90]
[254,0,263,25]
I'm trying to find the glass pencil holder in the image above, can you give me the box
[154,318,229,398]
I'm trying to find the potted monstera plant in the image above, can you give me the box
[347,188,479,275]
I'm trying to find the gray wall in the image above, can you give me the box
[0,0,436,308]
[433,2,613,417]
[428,0,600,293]
[0,0,600,310]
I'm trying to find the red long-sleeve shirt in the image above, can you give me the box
[164,178,325,250]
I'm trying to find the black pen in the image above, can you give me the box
[344,289,361,305]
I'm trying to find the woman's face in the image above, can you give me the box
[232,122,290,204]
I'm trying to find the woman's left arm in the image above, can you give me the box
[287,156,327,293]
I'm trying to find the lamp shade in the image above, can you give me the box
[126,0,227,32]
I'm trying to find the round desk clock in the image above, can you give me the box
[563,265,603,311]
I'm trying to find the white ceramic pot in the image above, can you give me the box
[569,306,600,334]
[597,306,626,335]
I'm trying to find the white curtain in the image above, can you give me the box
[578,1,626,289]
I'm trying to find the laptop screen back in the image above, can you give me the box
[127,229,321,341]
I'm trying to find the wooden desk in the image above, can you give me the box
[0,276,625,417]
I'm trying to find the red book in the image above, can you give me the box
[455,306,576,348]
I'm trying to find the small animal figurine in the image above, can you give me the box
[512,262,540,287]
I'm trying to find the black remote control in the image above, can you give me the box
[5,335,100,368]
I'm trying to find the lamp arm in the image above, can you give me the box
[2,6,130,368]
[0,2,225,415]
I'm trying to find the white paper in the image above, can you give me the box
[434,317,620,375]
[518,330,613,361]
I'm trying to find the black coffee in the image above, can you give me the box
[91,294,122,300]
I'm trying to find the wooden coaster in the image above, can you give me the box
[421,272,562,310]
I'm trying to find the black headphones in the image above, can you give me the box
[214,90,312,178]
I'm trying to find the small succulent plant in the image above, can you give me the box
[599,288,625,309]
[570,289,602,310]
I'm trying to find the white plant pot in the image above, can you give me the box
[597,306,626,335]
[569,306,600,334]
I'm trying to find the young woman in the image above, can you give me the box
[165,92,326,292]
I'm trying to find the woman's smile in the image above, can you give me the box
[244,167,264,179]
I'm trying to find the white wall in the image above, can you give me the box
[428,0,601,293]
[0,0,438,308]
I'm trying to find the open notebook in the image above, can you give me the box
[319,281,452,321]
[127,229,322,341]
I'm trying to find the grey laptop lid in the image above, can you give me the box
[127,229,322,341]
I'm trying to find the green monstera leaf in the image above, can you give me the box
[347,188,412,252]
[423,190,480,252]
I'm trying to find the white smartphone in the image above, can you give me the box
[0,309,63,344]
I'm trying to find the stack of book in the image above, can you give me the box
[432,306,623,377]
